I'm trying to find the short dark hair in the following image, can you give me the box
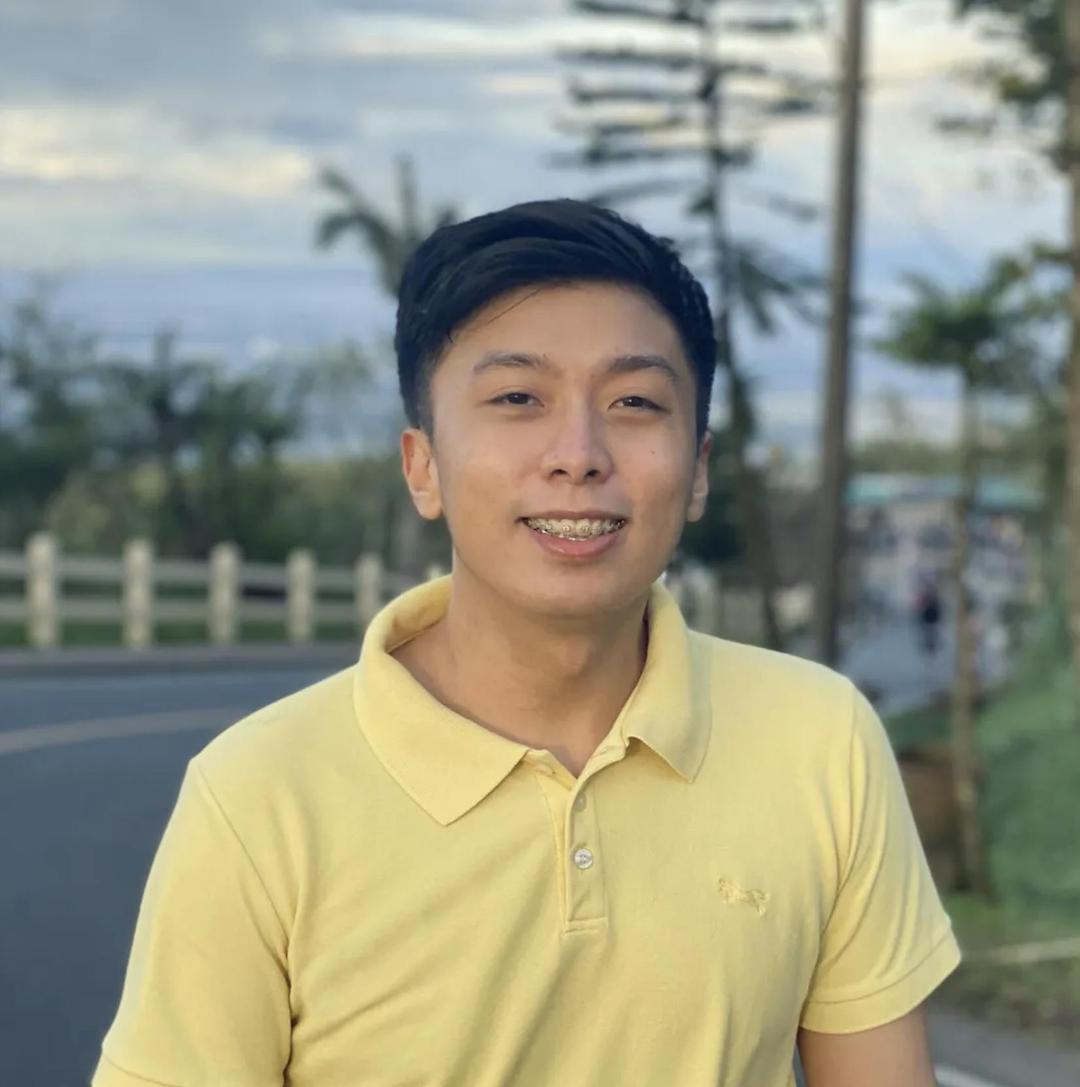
[394,198,716,444]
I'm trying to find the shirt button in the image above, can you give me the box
[573,793,587,812]
[572,847,594,870]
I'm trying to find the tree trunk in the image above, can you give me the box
[700,10,784,650]
[950,372,991,895]
[813,0,866,667]
[1061,0,1080,697]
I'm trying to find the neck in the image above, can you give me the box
[395,566,651,776]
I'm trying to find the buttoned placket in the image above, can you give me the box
[524,742,626,934]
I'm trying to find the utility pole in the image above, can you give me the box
[813,0,867,666]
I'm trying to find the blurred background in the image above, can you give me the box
[2,0,1079,1084]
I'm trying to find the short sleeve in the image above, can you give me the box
[92,759,292,1086]
[799,683,961,1033]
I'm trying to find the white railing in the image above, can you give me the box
[1,532,810,650]
[3,532,443,650]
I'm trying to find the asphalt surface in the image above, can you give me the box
[2,651,1078,1086]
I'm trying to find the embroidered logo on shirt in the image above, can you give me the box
[716,878,770,916]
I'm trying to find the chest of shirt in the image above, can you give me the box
[277,748,834,1086]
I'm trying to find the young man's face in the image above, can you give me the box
[401,281,711,619]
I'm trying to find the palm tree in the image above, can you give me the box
[100,330,303,556]
[315,154,458,575]
[316,154,459,294]
[876,255,1041,896]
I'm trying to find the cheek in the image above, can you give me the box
[627,441,693,497]
[437,441,517,526]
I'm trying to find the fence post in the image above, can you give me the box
[287,548,316,644]
[355,553,382,631]
[208,542,240,644]
[123,538,154,648]
[27,532,59,649]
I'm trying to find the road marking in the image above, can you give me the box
[0,707,245,756]
[936,1065,1009,1087]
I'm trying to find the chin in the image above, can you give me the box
[504,568,653,620]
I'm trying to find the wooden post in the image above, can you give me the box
[27,532,59,649]
[287,549,316,644]
[208,542,240,645]
[123,538,154,648]
[355,553,383,631]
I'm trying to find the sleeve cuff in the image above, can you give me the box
[799,926,963,1034]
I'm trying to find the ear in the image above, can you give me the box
[400,427,443,520]
[686,430,711,523]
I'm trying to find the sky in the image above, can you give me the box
[0,0,1066,456]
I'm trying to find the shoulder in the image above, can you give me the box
[189,665,363,818]
[686,631,884,808]
[689,630,859,738]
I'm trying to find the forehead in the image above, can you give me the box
[441,281,690,374]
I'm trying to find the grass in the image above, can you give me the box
[884,612,1080,1050]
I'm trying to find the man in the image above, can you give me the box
[915,575,944,658]
[94,200,960,1086]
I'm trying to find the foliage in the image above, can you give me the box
[0,289,102,547]
[952,0,1065,127]
[886,590,1080,1049]
[885,591,1080,917]
[315,154,458,296]
[875,253,1058,390]
[878,248,1067,539]
[0,295,318,558]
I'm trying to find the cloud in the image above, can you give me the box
[255,9,704,61]
[0,105,312,196]
[0,0,1064,273]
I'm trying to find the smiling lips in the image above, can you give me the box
[521,516,627,541]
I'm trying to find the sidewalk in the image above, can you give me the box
[927,1004,1080,1087]
[833,613,1009,717]
[0,641,359,679]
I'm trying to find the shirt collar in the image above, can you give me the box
[352,575,712,825]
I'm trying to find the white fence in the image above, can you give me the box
[0,532,811,650]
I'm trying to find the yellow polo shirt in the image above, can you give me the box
[93,575,960,1087]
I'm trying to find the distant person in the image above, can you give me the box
[915,577,943,657]
[93,200,958,1086]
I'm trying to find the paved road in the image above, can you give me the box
[789,608,1010,718]
[1,664,339,1087]
[3,657,1077,1086]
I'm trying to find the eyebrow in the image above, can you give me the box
[471,350,682,386]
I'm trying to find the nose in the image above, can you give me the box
[539,403,614,483]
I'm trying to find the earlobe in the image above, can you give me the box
[400,428,443,520]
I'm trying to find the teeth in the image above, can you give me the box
[524,517,625,540]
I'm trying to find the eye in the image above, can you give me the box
[490,392,537,406]
[616,396,663,411]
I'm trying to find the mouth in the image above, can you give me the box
[519,516,628,542]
